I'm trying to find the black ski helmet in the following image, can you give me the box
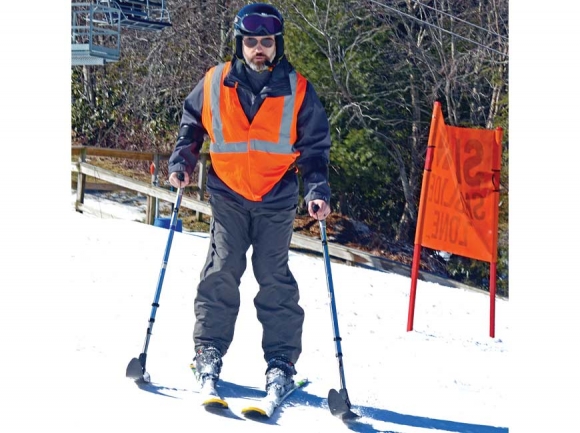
[233,3,285,65]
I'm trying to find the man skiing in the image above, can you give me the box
[167,2,332,403]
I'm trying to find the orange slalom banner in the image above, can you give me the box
[416,103,502,262]
[407,101,503,337]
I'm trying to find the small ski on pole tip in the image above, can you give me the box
[328,388,360,421]
[126,356,151,384]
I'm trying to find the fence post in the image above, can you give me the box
[153,152,160,219]
[76,147,87,213]
[146,196,155,225]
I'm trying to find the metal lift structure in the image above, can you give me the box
[72,0,171,66]
[98,0,172,31]
[72,2,122,66]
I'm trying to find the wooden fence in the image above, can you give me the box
[71,145,483,293]
[71,145,209,223]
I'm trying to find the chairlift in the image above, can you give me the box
[98,0,172,31]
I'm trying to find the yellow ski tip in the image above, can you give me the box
[241,406,267,416]
[202,397,229,408]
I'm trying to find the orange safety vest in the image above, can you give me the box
[201,62,307,201]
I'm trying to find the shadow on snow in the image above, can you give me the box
[135,378,508,432]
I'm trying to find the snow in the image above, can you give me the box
[1,189,566,433]
[4,7,580,431]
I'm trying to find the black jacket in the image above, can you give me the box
[168,56,331,208]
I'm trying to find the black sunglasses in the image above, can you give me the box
[242,37,275,49]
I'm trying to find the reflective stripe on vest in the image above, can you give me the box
[201,62,307,201]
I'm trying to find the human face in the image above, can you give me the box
[242,36,276,72]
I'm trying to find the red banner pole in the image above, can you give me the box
[407,102,441,332]
[407,246,422,331]
[489,262,497,338]
[488,127,503,338]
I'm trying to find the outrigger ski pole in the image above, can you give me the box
[313,204,360,421]
[126,173,185,383]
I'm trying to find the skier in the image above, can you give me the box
[167,2,332,401]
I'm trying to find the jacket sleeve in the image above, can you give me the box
[168,77,207,176]
[294,81,332,204]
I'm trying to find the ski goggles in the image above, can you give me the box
[238,13,283,35]
[242,37,275,48]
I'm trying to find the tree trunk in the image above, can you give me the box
[82,65,95,108]
[396,65,421,243]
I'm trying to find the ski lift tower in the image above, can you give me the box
[71,1,172,66]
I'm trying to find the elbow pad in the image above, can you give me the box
[177,125,195,144]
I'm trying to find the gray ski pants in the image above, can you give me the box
[193,195,304,364]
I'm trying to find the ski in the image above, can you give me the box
[241,378,309,419]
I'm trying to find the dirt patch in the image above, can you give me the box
[292,213,445,274]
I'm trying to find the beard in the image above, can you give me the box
[247,60,268,72]
[244,52,275,72]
